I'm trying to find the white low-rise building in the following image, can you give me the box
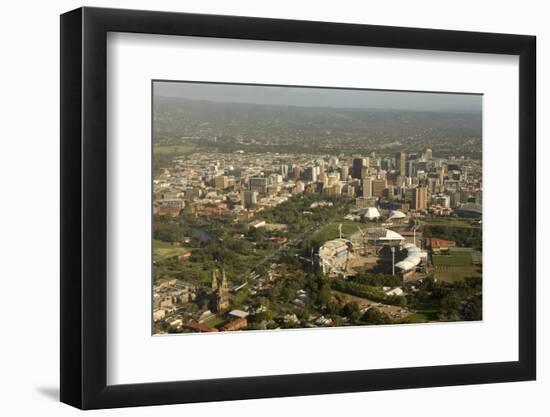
[358,207,381,220]
[385,287,404,297]
[388,210,406,221]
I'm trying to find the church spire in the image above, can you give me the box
[221,269,228,289]
[211,270,218,290]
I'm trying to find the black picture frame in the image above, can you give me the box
[60,6,536,410]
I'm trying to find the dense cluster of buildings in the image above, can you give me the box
[153,278,196,322]
[153,269,250,333]
[153,147,482,333]
[153,148,482,222]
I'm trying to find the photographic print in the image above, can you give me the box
[152,81,482,335]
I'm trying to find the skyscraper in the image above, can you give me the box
[327,172,340,186]
[407,186,428,210]
[352,157,367,179]
[304,166,318,182]
[293,164,302,180]
[396,152,406,177]
[249,177,268,194]
[407,160,416,178]
[214,175,229,189]
[450,190,461,208]
[417,187,427,210]
[362,178,372,198]
[371,178,387,198]
[360,166,370,180]
[241,190,258,208]
[384,185,395,200]
[341,164,349,180]
[436,166,445,184]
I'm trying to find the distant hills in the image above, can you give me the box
[153,96,482,158]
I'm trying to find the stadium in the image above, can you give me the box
[454,202,482,219]
[318,226,426,280]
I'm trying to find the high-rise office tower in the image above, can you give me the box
[241,190,258,208]
[304,166,318,182]
[407,160,416,178]
[249,177,268,194]
[436,166,445,184]
[360,166,370,180]
[371,178,387,198]
[362,178,372,198]
[293,164,302,180]
[341,164,349,180]
[214,175,229,189]
[414,186,428,210]
[395,152,406,177]
[450,190,461,208]
[387,185,396,200]
[352,157,367,179]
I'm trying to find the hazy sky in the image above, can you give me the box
[154,81,482,113]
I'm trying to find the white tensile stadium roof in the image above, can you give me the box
[396,243,422,272]
[388,210,406,220]
[377,229,405,241]
[358,207,381,219]
[395,258,420,271]
[351,227,405,243]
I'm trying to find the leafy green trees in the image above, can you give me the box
[362,307,390,324]
[331,279,386,302]
[342,302,362,322]
[354,273,402,287]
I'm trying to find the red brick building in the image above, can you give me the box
[221,317,248,331]
[425,237,456,251]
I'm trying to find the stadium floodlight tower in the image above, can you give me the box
[391,246,396,276]
[356,225,367,255]
[413,217,418,246]
[413,228,416,246]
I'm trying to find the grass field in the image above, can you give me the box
[401,300,441,323]
[434,268,480,282]
[153,239,188,262]
[423,217,480,229]
[204,315,227,328]
[313,219,362,243]
[432,251,481,282]
[432,252,472,267]
[153,144,195,154]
